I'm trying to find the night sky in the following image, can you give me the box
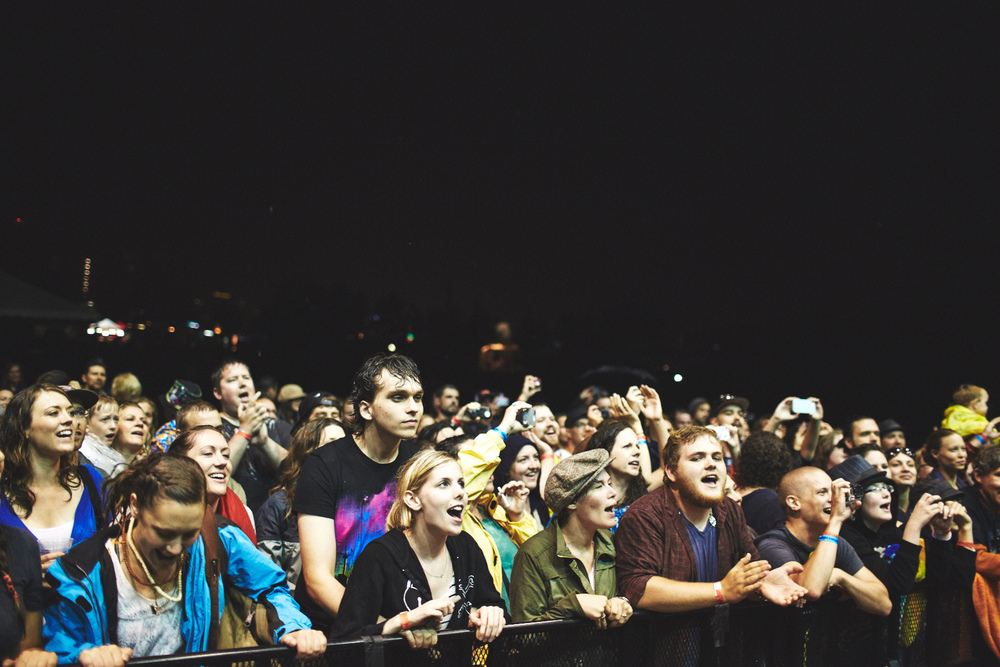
[3,5,999,439]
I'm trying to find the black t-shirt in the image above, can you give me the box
[220,419,283,514]
[291,436,419,629]
[0,525,43,659]
[741,489,786,538]
[755,525,864,576]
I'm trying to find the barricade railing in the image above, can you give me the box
[84,586,991,667]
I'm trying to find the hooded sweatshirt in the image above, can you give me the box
[330,529,507,639]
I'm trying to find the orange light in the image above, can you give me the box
[168,326,175,333]
[214,327,221,335]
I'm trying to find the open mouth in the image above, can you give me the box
[446,505,464,521]
[208,472,228,484]
[879,501,892,512]
[238,390,250,402]
[824,504,832,516]
[701,473,719,488]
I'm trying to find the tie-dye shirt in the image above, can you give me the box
[292,436,419,625]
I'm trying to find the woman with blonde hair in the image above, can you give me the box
[332,450,506,649]
[110,373,142,405]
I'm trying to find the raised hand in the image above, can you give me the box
[518,375,542,402]
[609,394,641,433]
[496,480,529,520]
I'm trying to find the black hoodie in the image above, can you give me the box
[331,530,507,639]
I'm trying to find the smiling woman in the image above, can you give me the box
[168,427,256,543]
[510,449,633,630]
[331,450,508,649]
[0,385,104,567]
[43,454,326,664]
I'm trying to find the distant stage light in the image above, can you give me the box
[673,374,683,383]
[387,343,397,352]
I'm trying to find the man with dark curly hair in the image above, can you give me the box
[735,432,791,537]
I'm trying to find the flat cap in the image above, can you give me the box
[545,449,614,514]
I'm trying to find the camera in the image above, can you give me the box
[468,407,492,421]
[516,407,536,428]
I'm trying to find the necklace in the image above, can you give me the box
[422,556,453,578]
[125,516,184,603]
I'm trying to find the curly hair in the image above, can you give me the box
[0,385,83,518]
[586,421,647,506]
[734,431,790,490]
[104,453,206,527]
[277,417,341,514]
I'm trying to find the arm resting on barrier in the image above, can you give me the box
[829,566,892,616]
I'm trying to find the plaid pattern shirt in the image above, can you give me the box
[614,484,758,605]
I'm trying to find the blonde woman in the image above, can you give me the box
[332,450,506,649]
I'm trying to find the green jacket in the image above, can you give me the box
[510,520,617,622]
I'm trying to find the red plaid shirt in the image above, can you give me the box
[614,484,758,605]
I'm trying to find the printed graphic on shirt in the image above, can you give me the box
[334,483,398,581]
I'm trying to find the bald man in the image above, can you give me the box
[754,467,891,616]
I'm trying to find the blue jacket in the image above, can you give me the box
[43,519,312,663]
[0,465,103,547]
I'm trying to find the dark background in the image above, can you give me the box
[2,5,998,440]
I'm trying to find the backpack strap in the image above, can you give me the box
[79,467,103,525]
[201,509,227,651]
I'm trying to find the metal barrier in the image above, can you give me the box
[89,588,993,667]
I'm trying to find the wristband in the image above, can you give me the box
[636,435,647,444]
[957,541,976,550]
[235,429,252,441]
[714,581,725,603]
[974,434,988,447]
[491,427,508,443]
[540,453,554,461]
[400,611,410,631]
[451,416,461,428]
[818,534,838,545]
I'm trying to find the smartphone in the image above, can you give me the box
[791,398,815,415]
[517,407,536,428]
[709,425,731,440]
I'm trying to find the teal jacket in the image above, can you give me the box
[43,520,311,663]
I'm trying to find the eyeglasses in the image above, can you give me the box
[886,447,915,461]
[864,482,893,495]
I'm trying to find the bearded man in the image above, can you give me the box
[615,426,807,611]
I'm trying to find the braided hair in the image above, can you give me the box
[103,453,207,527]
[0,528,24,640]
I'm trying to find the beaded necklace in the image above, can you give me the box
[125,516,184,603]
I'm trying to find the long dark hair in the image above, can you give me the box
[278,417,340,514]
[587,421,647,506]
[104,453,207,526]
[0,385,83,518]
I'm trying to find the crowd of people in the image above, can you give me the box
[0,356,999,666]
